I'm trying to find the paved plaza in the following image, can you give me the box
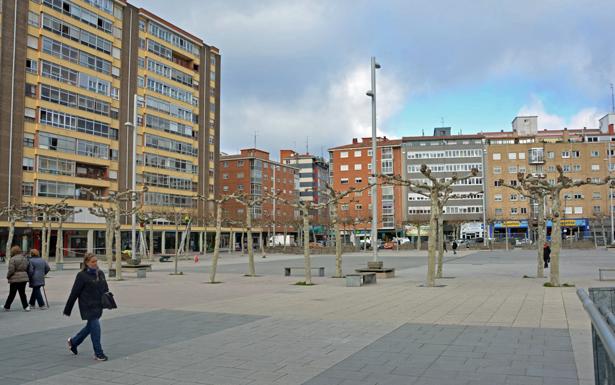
[0,248,612,385]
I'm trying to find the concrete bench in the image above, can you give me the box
[109,265,150,278]
[284,266,325,277]
[346,272,377,287]
[599,268,615,281]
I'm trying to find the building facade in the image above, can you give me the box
[280,150,329,236]
[219,149,299,237]
[328,137,404,241]
[0,0,220,255]
[401,128,486,240]
[485,115,615,241]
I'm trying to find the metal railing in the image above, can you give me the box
[578,288,615,384]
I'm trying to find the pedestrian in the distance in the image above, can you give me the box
[543,243,551,268]
[443,241,447,252]
[28,249,50,309]
[63,253,109,361]
[452,241,458,255]
[3,246,31,312]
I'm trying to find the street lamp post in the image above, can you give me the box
[366,56,381,262]
[126,94,138,263]
[609,139,614,244]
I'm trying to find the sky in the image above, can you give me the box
[130,0,615,159]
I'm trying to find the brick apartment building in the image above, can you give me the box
[329,137,404,242]
[219,149,299,240]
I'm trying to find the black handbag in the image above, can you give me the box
[101,292,117,309]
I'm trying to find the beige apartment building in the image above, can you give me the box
[485,115,615,241]
[0,0,220,255]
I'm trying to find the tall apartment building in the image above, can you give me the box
[401,128,486,240]
[279,150,329,236]
[0,0,220,255]
[219,149,299,240]
[485,115,615,240]
[329,137,404,241]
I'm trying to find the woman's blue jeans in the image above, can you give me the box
[72,318,104,357]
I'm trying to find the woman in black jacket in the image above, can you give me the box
[63,253,109,361]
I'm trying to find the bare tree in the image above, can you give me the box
[381,165,478,286]
[232,193,268,277]
[1,205,27,261]
[54,205,80,266]
[205,193,240,284]
[30,199,69,261]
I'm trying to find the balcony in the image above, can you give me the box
[528,148,545,164]
[75,164,108,180]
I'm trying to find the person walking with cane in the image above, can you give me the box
[63,253,110,361]
[3,246,31,312]
[28,249,50,309]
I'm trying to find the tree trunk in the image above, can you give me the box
[114,210,123,280]
[246,208,255,276]
[283,225,288,251]
[416,224,422,250]
[601,219,607,248]
[436,215,444,278]
[332,206,343,278]
[229,231,234,253]
[536,197,545,278]
[105,221,113,272]
[259,232,266,258]
[241,231,245,255]
[6,219,16,261]
[41,212,48,261]
[45,221,52,262]
[302,211,312,285]
[56,218,63,264]
[426,197,438,287]
[149,219,154,260]
[174,221,179,275]
[210,204,223,283]
[550,194,562,286]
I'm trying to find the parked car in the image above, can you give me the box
[515,238,531,246]
[455,239,471,248]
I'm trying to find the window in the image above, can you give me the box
[354,150,362,157]
[495,208,503,216]
[40,84,111,117]
[593,192,602,200]
[510,194,518,201]
[367,149,373,156]
[24,108,36,120]
[573,193,584,200]
[23,133,34,148]
[547,151,555,159]
[518,166,526,173]
[565,207,573,215]
[493,153,501,160]
[237,160,244,167]
[572,150,581,158]
[562,165,571,172]
[508,166,517,174]
[591,151,600,158]
[574,207,583,214]
[39,108,117,139]
[592,164,600,171]
[510,208,518,215]
[22,183,33,197]
[561,151,570,158]
[37,180,75,198]
[593,206,602,213]
[236,172,244,178]
[28,11,39,27]
[341,204,349,211]
[494,194,502,202]
[340,164,349,171]
[493,167,501,174]
[494,180,502,187]
[508,153,517,160]
[573,164,581,172]
[42,37,111,75]
[355,204,363,210]
[22,157,34,171]
[518,152,526,160]
[27,35,38,49]
[340,178,349,185]
[521,207,527,214]
[26,59,38,74]
[222,173,228,180]
[41,13,112,54]
[340,151,348,158]
[355,177,362,183]
[354,164,362,171]
[547,165,556,172]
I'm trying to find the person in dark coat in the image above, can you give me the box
[4,246,31,311]
[543,243,551,268]
[452,241,458,255]
[28,249,50,309]
[63,253,109,361]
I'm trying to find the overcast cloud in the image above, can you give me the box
[130,0,615,159]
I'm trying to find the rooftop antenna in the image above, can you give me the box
[611,83,614,113]
[253,130,257,156]
[306,136,309,155]
[422,128,425,136]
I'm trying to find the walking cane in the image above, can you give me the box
[43,286,50,308]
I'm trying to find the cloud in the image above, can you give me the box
[221,63,407,157]
[517,95,604,130]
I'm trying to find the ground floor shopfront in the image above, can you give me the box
[490,218,591,241]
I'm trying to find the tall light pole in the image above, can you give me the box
[481,145,488,247]
[126,94,138,262]
[609,138,614,244]
[366,56,381,261]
